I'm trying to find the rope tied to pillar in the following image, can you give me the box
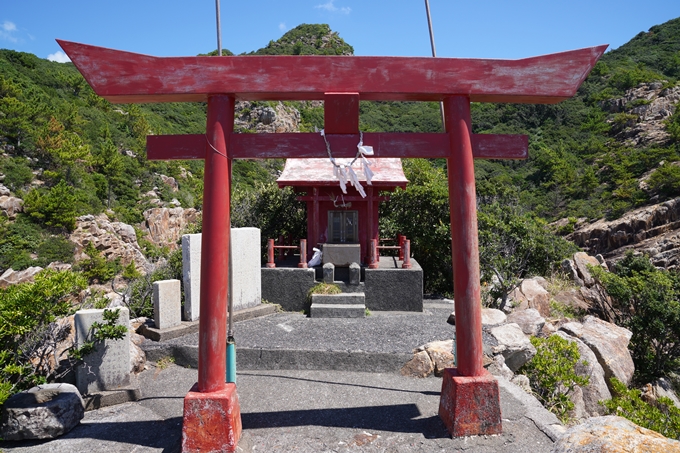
[320,129,374,198]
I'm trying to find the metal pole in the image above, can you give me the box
[215,0,222,56]
[424,0,446,131]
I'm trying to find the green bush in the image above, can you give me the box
[602,377,680,440]
[36,235,75,266]
[591,252,680,382]
[1,157,33,192]
[0,270,87,405]
[519,335,590,423]
[75,242,121,284]
[23,180,78,231]
[647,163,680,196]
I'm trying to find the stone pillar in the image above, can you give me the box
[182,233,202,321]
[153,279,181,329]
[74,308,130,395]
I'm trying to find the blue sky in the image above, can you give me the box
[1,1,679,63]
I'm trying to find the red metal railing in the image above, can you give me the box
[266,238,307,268]
[369,235,411,269]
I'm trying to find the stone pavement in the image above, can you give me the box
[0,302,563,453]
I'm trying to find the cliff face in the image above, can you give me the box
[569,198,680,269]
[602,82,680,147]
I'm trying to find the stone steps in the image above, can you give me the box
[310,293,366,318]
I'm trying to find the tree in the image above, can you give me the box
[379,159,452,294]
[592,252,680,382]
[23,180,78,231]
[478,198,578,309]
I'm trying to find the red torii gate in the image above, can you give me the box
[58,39,606,451]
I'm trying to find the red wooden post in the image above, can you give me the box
[267,239,276,268]
[398,234,405,261]
[183,94,242,452]
[444,95,483,377]
[438,95,501,437]
[402,239,412,269]
[198,94,233,391]
[369,239,379,269]
[298,239,308,268]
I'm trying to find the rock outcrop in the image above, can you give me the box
[554,331,611,417]
[601,82,680,148]
[0,266,43,288]
[552,415,680,452]
[569,198,680,270]
[0,194,23,220]
[70,214,151,273]
[235,101,301,133]
[509,278,551,317]
[560,316,635,387]
[138,207,200,252]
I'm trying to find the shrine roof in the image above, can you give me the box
[277,158,408,188]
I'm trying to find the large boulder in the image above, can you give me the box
[0,195,23,220]
[573,252,602,287]
[0,383,84,440]
[481,308,506,326]
[0,266,43,288]
[489,323,537,372]
[70,214,150,273]
[403,340,455,378]
[400,350,433,378]
[554,331,611,417]
[551,415,680,453]
[509,278,551,317]
[560,316,634,387]
[139,207,200,251]
[506,308,545,336]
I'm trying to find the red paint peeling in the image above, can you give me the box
[56,40,607,104]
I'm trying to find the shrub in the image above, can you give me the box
[76,242,121,284]
[602,377,680,440]
[591,252,680,382]
[647,163,680,196]
[519,335,590,422]
[1,157,33,192]
[0,270,87,405]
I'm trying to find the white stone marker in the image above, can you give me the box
[182,228,262,321]
[182,233,202,321]
[231,227,262,311]
[153,279,182,329]
[74,308,130,395]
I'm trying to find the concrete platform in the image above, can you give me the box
[0,300,564,453]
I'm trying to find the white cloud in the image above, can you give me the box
[315,0,351,14]
[47,51,71,63]
[1,20,18,43]
[279,22,287,32]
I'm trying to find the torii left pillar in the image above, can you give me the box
[181,95,242,452]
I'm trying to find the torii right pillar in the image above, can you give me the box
[439,95,502,436]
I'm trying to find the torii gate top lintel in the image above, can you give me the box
[57,40,607,105]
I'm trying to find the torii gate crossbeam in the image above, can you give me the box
[58,40,606,452]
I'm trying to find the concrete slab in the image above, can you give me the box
[310,303,366,318]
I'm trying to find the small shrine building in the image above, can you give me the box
[277,157,407,263]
